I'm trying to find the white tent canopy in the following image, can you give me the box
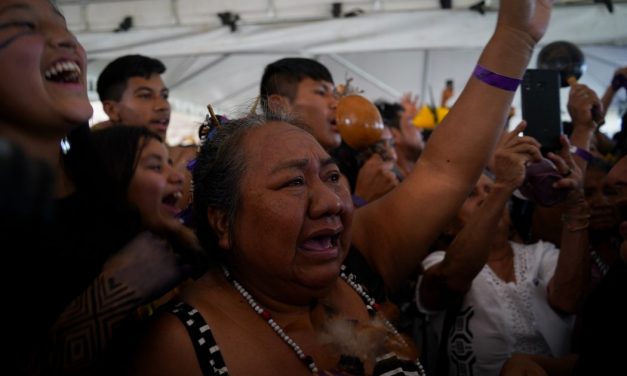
[59,0,627,144]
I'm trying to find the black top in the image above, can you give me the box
[166,248,423,375]
[574,261,627,375]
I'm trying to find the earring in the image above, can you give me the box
[60,136,71,154]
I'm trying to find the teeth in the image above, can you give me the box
[44,60,81,80]
[173,192,182,200]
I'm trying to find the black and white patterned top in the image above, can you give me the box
[168,301,229,376]
[167,261,425,376]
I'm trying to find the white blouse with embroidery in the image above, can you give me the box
[416,241,574,376]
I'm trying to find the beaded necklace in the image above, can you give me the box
[222,265,425,376]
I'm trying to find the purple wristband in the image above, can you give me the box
[352,195,368,208]
[569,146,593,163]
[473,64,521,92]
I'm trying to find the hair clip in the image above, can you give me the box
[198,104,223,144]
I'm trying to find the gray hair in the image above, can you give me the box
[192,113,293,260]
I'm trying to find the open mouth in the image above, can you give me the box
[162,191,183,213]
[152,119,169,126]
[301,233,340,252]
[44,60,81,84]
[150,119,170,132]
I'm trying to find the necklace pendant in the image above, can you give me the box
[260,310,271,320]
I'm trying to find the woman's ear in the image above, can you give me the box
[207,207,230,249]
[267,94,291,114]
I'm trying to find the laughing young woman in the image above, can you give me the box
[0,1,201,373]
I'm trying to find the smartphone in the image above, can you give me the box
[521,69,563,154]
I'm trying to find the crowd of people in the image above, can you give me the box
[2,0,626,375]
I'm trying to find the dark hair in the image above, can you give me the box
[260,58,334,112]
[587,156,613,173]
[97,54,166,102]
[83,126,163,239]
[193,114,291,259]
[374,100,403,129]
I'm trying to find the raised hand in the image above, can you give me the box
[496,0,553,45]
[102,231,192,303]
[354,153,399,203]
[400,92,420,121]
[611,66,627,88]
[492,121,542,190]
[546,135,584,196]
[568,83,603,129]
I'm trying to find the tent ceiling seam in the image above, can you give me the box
[170,54,231,90]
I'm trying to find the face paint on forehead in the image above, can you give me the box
[0,0,68,50]
[0,28,35,50]
[0,4,35,50]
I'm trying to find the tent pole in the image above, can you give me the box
[420,49,430,106]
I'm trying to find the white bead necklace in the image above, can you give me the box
[222,266,318,373]
[339,265,408,347]
[222,265,426,376]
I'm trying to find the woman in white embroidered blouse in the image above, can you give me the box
[416,125,590,376]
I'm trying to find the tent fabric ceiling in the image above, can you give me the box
[57,0,618,32]
[79,5,627,59]
[55,0,509,31]
[61,1,627,143]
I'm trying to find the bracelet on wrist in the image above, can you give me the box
[562,213,591,220]
[564,193,588,207]
[352,194,368,208]
[473,64,521,92]
[561,213,590,232]
[563,222,590,232]
[569,145,593,163]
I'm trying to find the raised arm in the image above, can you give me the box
[545,137,591,314]
[353,0,553,291]
[526,83,599,249]
[567,82,602,168]
[420,124,541,310]
[600,66,627,118]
